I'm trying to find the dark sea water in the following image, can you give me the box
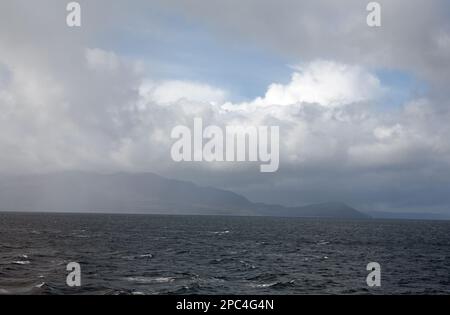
[0,212,449,295]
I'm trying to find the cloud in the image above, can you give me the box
[1,0,450,213]
[223,60,383,110]
[139,80,227,105]
[86,48,121,72]
[161,0,450,85]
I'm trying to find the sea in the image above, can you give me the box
[0,212,449,295]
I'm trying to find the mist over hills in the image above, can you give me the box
[0,172,369,219]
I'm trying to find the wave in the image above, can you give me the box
[124,276,175,284]
[0,281,51,295]
[211,230,230,235]
[11,260,30,265]
[249,280,296,289]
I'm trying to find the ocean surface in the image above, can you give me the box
[0,212,449,295]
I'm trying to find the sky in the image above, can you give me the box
[0,0,450,213]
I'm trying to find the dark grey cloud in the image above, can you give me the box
[161,0,450,85]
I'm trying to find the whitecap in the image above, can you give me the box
[125,276,175,284]
[153,277,175,283]
[12,260,30,265]
[212,230,230,235]
[138,254,153,259]
[250,282,276,288]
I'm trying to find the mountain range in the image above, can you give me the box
[0,171,370,219]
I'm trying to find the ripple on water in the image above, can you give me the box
[124,276,175,284]
[11,261,30,265]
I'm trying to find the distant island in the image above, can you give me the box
[0,171,369,219]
